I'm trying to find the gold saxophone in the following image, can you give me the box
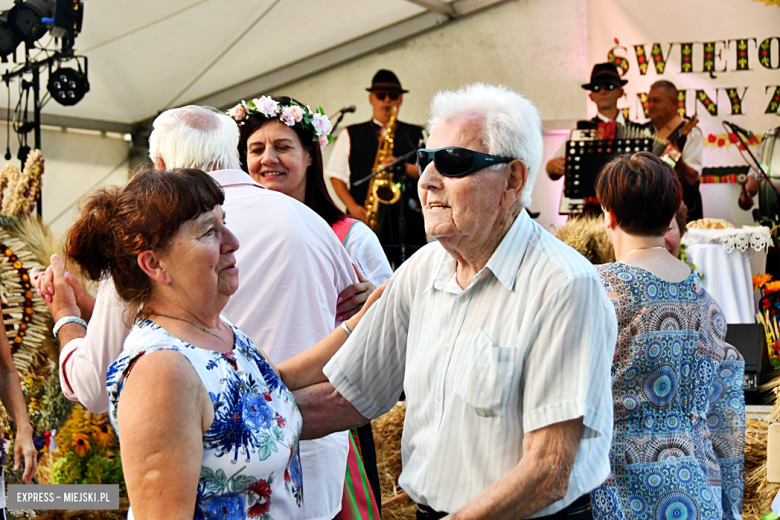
[363,105,401,234]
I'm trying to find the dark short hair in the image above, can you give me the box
[66,169,225,311]
[650,80,678,100]
[595,152,682,236]
[237,96,345,227]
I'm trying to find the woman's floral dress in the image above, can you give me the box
[107,318,304,520]
[592,263,745,520]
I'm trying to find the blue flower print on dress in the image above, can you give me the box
[199,493,245,520]
[284,445,304,507]
[244,394,275,431]
[108,318,303,520]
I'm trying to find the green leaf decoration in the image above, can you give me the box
[231,474,258,492]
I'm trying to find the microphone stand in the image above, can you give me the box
[352,150,417,266]
[351,150,416,187]
[331,111,348,134]
[724,121,779,195]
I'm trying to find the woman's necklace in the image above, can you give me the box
[151,313,234,349]
[621,245,665,260]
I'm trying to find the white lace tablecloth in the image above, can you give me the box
[682,226,773,253]
[681,226,773,324]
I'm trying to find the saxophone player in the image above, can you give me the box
[326,69,427,268]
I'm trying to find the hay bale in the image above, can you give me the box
[553,215,616,265]
[372,402,415,520]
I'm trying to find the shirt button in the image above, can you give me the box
[444,343,451,351]
[429,443,434,451]
[436,394,442,402]
[459,295,467,303]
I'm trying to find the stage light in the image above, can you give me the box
[0,12,21,62]
[50,0,83,48]
[47,60,89,106]
[8,0,55,44]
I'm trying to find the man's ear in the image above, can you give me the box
[137,250,172,286]
[154,157,166,171]
[501,160,528,209]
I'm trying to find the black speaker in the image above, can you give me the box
[725,323,769,391]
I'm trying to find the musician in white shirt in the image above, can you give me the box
[296,83,618,520]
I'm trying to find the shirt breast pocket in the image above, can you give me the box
[456,329,518,417]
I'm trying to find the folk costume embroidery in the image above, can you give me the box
[107,319,304,520]
[591,263,745,520]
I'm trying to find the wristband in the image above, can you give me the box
[53,316,87,340]
[341,321,352,337]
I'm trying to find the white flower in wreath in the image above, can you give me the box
[254,96,280,117]
[311,113,333,137]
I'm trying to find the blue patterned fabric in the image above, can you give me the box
[107,318,304,520]
[592,263,745,520]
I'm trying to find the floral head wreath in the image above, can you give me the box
[227,96,334,152]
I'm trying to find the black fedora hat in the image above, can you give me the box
[581,63,627,90]
[366,69,408,93]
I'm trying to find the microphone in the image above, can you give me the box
[341,105,356,114]
[724,121,754,138]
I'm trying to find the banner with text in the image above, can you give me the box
[587,0,780,171]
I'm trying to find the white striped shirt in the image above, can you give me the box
[324,210,617,516]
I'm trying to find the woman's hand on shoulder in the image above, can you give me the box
[117,349,211,519]
[336,265,375,321]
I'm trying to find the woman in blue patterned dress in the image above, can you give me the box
[63,169,380,520]
[590,152,745,520]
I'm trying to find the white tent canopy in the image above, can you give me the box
[0,0,504,130]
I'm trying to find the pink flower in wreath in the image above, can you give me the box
[280,105,305,126]
[227,104,246,121]
[318,134,329,151]
[254,96,280,118]
[311,113,332,136]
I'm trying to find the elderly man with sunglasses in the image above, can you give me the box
[546,63,631,181]
[326,69,427,267]
[298,83,618,520]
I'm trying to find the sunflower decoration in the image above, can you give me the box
[92,423,115,448]
[50,404,125,494]
[71,434,91,458]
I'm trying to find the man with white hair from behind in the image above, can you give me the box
[35,105,359,520]
[295,83,618,519]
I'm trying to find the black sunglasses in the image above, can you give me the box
[373,91,400,101]
[417,147,514,178]
[591,83,618,92]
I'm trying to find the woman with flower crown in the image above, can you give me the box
[229,96,390,519]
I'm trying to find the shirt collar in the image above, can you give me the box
[208,169,266,189]
[596,111,625,124]
[430,210,535,293]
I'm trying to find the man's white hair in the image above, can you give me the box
[428,83,543,208]
[149,105,241,172]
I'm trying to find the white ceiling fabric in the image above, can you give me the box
[0,0,444,124]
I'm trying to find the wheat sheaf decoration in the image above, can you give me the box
[0,150,55,374]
